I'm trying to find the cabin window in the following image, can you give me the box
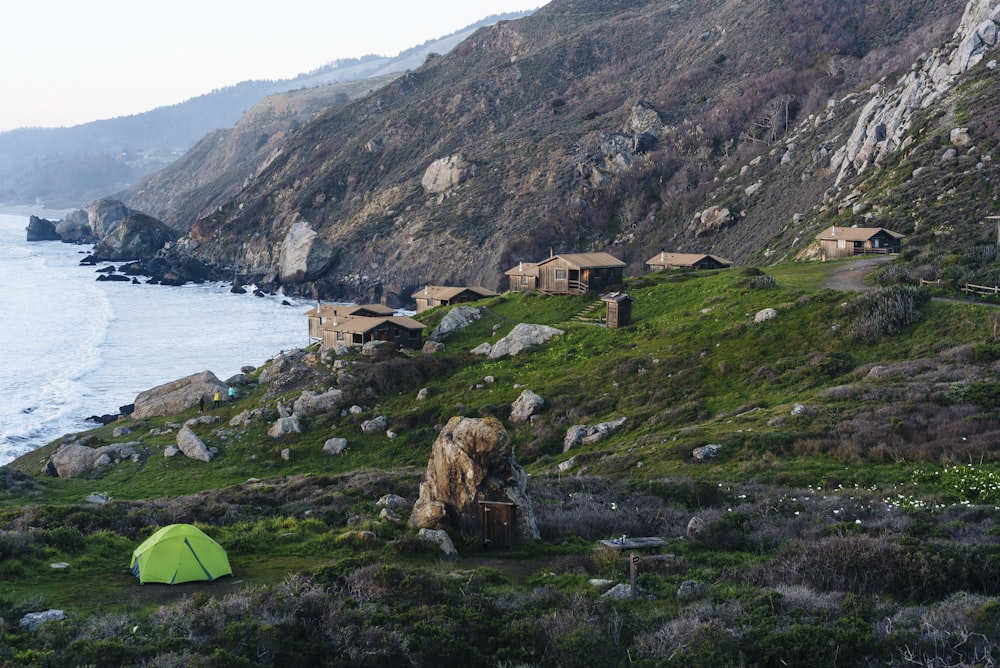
[555,268,568,280]
[336,331,344,341]
[520,275,528,286]
[837,240,846,249]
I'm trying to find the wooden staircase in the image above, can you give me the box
[571,298,604,323]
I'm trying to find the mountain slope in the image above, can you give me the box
[173,0,966,304]
[0,12,530,209]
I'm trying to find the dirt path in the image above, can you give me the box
[821,256,894,291]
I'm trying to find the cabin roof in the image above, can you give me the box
[321,314,426,334]
[411,285,498,300]
[305,303,396,318]
[646,252,732,267]
[504,262,540,277]
[816,226,905,242]
[535,252,626,269]
[601,291,634,303]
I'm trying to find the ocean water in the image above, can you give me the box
[0,212,309,465]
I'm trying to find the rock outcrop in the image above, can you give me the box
[46,442,138,478]
[132,371,226,419]
[91,213,178,261]
[563,417,628,453]
[421,154,475,194]
[25,216,60,241]
[277,219,336,283]
[832,0,1000,185]
[292,388,344,417]
[429,306,481,342]
[475,323,564,359]
[409,416,539,543]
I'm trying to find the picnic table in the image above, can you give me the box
[597,536,669,553]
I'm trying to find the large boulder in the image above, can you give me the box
[46,442,137,478]
[421,154,475,194]
[277,219,336,283]
[409,416,539,543]
[91,213,178,261]
[25,216,60,241]
[563,417,628,453]
[132,371,226,419]
[268,416,301,439]
[56,210,97,244]
[510,389,545,424]
[487,324,563,359]
[429,306,482,342]
[292,388,344,417]
[176,425,214,462]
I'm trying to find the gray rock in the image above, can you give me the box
[754,308,778,323]
[488,323,563,358]
[55,217,96,243]
[240,365,257,374]
[557,457,577,472]
[176,425,214,462]
[47,442,137,478]
[292,388,344,417]
[85,493,111,504]
[470,342,493,356]
[132,370,226,419]
[322,438,348,455]
[25,216,61,241]
[687,516,706,537]
[692,444,722,462]
[362,340,395,359]
[416,387,429,401]
[229,410,252,426]
[510,389,545,424]
[677,580,708,599]
[268,416,301,439]
[277,220,336,283]
[380,508,401,523]
[112,425,131,438]
[421,341,445,353]
[417,528,460,558]
[19,609,66,630]
[163,445,181,458]
[421,154,475,194]
[377,494,408,509]
[563,417,628,453]
[602,583,654,600]
[429,305,482,342]
[951,127,972,148]
[91,213,178,261]
[361,415,388,435]
[349,405,364,415]
[280,448,291,461]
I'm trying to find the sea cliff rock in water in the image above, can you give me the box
[25,216,60,242]
[91,213,178,261]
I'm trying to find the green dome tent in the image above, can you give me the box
[130,524,232,585]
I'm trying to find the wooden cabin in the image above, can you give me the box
[306,303,396,341]
[320,314,425,350]
[411,285,498,313]
[646,251,732,271]
[602,292,634,328]
[507,252,625,295]
[816,226,904,260]
[504,261,540,292]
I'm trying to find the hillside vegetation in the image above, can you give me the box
[6,260,1000,665]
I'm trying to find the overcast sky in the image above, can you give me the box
[0,1,545,133]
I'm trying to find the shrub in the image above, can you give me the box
[847,286,929,341]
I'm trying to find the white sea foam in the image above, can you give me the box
[0,212,307,464]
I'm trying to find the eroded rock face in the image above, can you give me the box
[25,216,60,241]
[409,416,539,543]
[277,220,336,283]
[132,370,226,419]
[92,213,178,261]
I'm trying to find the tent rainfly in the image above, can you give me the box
[130,524,232,585]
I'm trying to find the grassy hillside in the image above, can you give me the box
[5,259,1000,665]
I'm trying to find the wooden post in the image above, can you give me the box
[630,551,639,600]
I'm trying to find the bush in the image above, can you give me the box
[847,285,929,341]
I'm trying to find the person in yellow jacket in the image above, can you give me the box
[213,390,220,408]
